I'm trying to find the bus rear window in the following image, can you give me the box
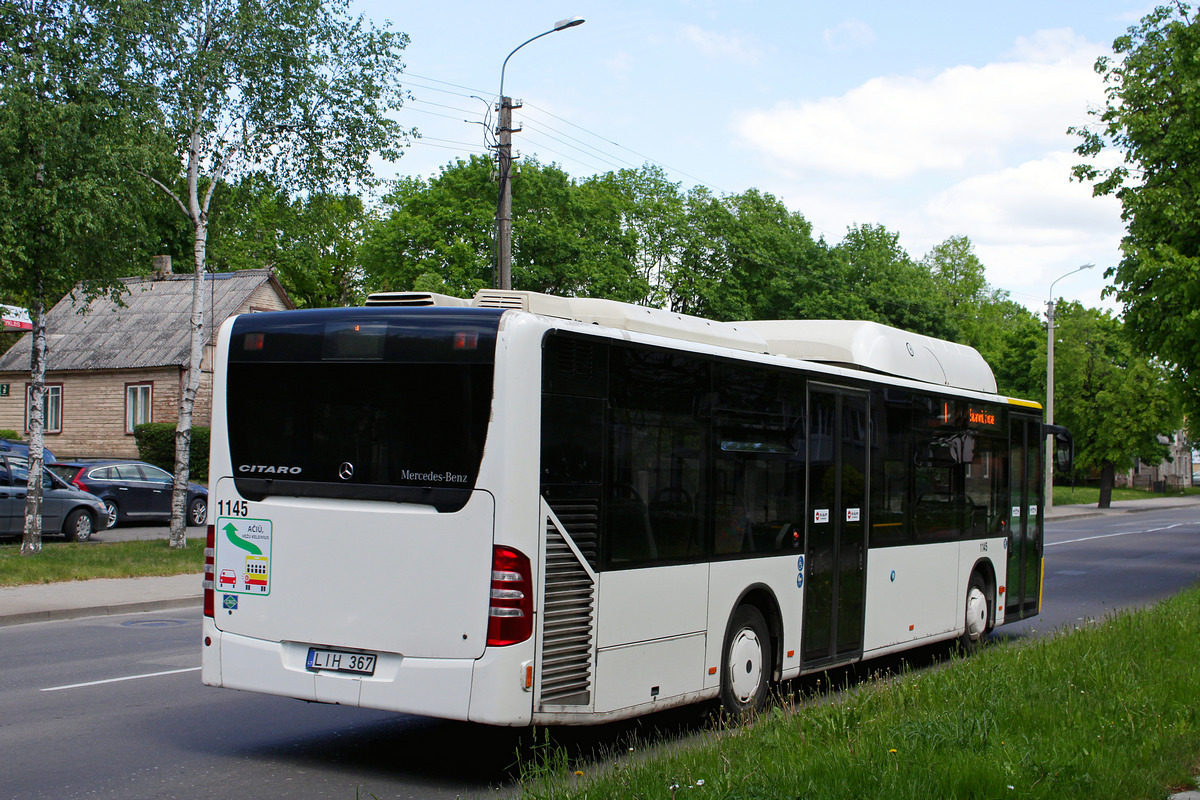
[226,308,501,511]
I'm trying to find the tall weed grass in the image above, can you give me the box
[522,587,1200,799]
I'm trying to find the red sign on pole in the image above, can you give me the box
[1,304,32,331]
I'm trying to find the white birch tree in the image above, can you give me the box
[0,0,166,554]
[124,0,413,546]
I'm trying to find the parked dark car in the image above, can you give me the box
[50,460,208,529]
[0,455,105,542]
[0,438,56,464]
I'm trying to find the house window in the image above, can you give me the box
[26,384,62,434]
[126,382,153,433]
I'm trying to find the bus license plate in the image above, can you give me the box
[306,647,377,676]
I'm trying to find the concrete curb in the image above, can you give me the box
[0,573,202,628]
[0,595,200,628]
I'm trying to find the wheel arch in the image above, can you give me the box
[968,557,998,629]
[724,582,784,680]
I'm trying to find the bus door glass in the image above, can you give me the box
[1007,413,1043,620]
[802,385,869,664]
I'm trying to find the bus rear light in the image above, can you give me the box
[203,524,216,618]
[487,546,533,646]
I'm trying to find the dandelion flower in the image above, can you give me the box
[888,749,897,754]
[574,771,584,777]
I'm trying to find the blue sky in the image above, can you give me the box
[351,0,1152,316]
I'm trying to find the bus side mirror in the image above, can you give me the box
[1045,424,1073,473]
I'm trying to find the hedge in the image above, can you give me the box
[133,423,210,482]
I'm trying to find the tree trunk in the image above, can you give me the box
[20,298,47,556]
[169,217,207,548]
[1098,461,1115,509]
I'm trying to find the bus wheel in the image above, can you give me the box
[959,573,990,651]
[720,605,770,715]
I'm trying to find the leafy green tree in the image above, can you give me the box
[832,224,953,338]
[0,0,167,553]
[359,157,495,297]
[204,175,369,307]
[361,156,643,302]
[667,188,838,322]
[512,159,641,300]
[1071,4,1200,415]
[986,308,1046,401]
[920,235,1045,388]
[124,0,412,545]
[583,165,685,306]
[1051,302,1181,506]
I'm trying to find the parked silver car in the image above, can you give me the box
[0,455,106,542]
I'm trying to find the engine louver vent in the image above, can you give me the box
[474,290,528,310]
[538,523,596,707]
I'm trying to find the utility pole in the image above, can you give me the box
[492,18,585,291]
[496,95,522,291]
[1046,298,1056,514]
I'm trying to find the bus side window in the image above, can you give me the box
[604,345,707,569]
[869,389,910,547]
[713,364,805,556]
[608,483,656,563]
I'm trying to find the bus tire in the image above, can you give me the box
[959,572,990,651]
[720,605,771,716]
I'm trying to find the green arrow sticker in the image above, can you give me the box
[224,522,262,555]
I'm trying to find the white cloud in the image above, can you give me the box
[922,151,1118,247]
[823,19,876,52]
[914,151,1123,299]
[736,29,1103,180]
[681,24,763,64]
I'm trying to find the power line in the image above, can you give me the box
[522,100,730,194]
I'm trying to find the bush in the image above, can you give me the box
[133,423,210,482]
[0,429,20,439]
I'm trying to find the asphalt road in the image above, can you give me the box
[3,506,1198,800]
[85,521,207,543]
[1004,506,1200,637]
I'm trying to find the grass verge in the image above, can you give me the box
[0,539,202,586]
[522,587,1200,800]
[1053,485,1200,506]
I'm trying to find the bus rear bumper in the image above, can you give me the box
[202,622,475,721]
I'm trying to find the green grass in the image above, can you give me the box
[1053,484,1200,506]
[521,587,1200,800]
[0,539,202,586]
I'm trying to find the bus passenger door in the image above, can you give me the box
[802,386,869,666]
[1007,413,1043,620]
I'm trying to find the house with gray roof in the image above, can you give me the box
[0,267,294,458]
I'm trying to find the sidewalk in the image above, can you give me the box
[1045,492,1200,521]
[0,573,201,627]
[1,496,1197,628]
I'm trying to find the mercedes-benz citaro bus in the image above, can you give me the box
[202,289,1070,725]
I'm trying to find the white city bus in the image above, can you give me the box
[201,289,1062,725]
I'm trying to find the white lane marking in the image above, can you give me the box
[1048,523,1187,548]
[42,666,200,693]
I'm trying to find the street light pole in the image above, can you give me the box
[1045,263,1094,513]
[495,17,585,291]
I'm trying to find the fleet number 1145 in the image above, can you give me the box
[218,500,249,517]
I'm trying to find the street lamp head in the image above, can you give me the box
[554,17,585,31]
[1048,263,1096,299]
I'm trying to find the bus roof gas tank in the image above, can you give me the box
[734,319,997,394]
